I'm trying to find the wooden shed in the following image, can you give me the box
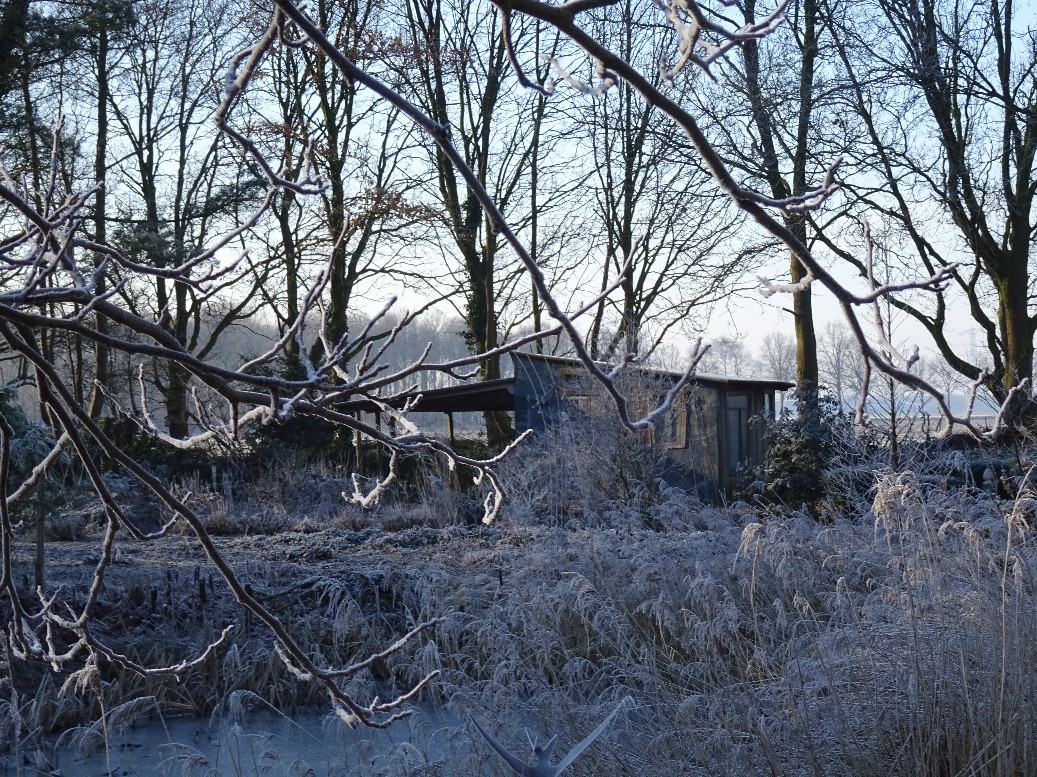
[509,352,792,501]
[339,351,791,502]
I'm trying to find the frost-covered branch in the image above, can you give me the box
[655,0,788,82]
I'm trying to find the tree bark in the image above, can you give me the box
[741,0,821,402]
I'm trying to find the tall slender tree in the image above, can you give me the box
[80,0,136,417]
[720,0,830,396]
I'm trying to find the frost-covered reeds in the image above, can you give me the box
[386,474,1037,775]
[12,453,1037,775]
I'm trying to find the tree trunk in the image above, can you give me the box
[88,21,110,419]
[164,363,190,440]
[742,0,820,409]
[789,220,818,391]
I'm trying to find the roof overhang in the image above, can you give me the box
[336,378,516,415]
[512,351,794,391]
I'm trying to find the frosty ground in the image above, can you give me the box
[8,465,1036,776]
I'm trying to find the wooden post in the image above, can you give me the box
[447,412,456,448]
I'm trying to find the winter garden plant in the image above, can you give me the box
[3,436,1037,775]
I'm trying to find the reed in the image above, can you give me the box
[7,452,1037,775]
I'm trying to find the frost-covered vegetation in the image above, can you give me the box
[2,0,1035,771]
[6,429,1037,776]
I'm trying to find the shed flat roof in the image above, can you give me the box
[513,352,795,391]
[337,378,515,414]
[336,351,793,417]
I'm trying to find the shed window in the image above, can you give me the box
[556,367,598,414]
[666,404,688,449]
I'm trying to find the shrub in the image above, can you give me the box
[758,384,844,511]
[0,385,56,482]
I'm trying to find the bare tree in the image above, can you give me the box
[759,330,796,382]
[79,0,137,419]
[823,0,1037,414]
[758,330,795,411]
[580,0,753,361]
[817,320,859,411]
[238,0,441,380]
[698,334,759,376]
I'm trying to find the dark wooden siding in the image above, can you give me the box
[510,352,788,502]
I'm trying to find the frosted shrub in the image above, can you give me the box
[758,386,843,511]
[498,373,686,528]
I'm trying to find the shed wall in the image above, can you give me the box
[657,385,722,501]
[512,353,563,431]
[510,352,782,502]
